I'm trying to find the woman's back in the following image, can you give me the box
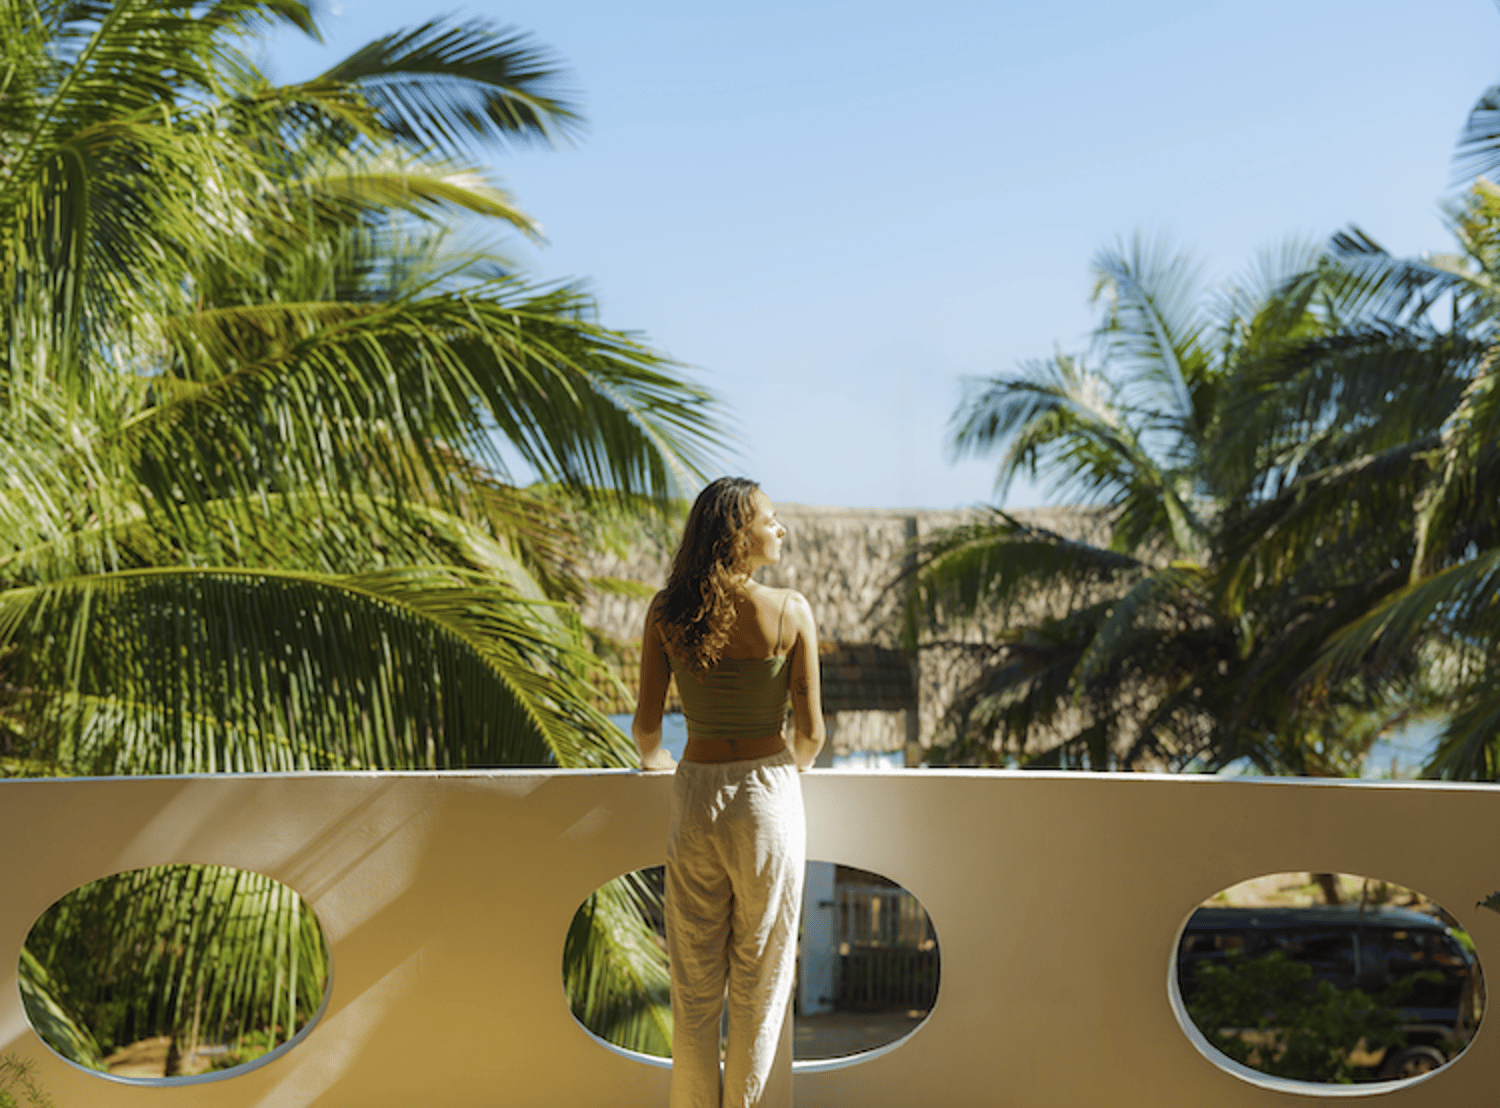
[667,584,792,741]
[716,584,793,661]
[633,480,824,773]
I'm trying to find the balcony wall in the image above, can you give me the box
[2,770,1497,1106]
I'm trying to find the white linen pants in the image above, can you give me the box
[665,748,805,1108]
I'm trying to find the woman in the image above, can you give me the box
[634,477,825,1108]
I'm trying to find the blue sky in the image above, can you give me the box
[263,1,1498,509]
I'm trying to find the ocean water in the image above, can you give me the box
[1363,717,1443,779]
[609,713,688,761]
[1213,716,1445,779]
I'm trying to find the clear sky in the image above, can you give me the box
[261,1,1499,510]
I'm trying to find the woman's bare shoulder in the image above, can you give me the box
[755,583,801,607]
[764,585,814,625]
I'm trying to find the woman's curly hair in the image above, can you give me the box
[657,477,761,674]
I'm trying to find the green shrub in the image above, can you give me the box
[1185,950,1437,1083]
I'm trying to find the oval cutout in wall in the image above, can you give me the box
[1174,872,1483,1088]
[563,868,673,1058]
[564,862,938,1063]
[795,862,939,1061]
[22,864,330,1080]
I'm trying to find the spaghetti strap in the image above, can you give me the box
[773,591,790,655]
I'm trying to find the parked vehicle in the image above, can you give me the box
[1178,905,1482,1079]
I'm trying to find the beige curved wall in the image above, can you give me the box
[2,771,1497,1106]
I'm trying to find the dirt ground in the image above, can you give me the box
[102,1011,929,1078]
[1205,872,1432,911]
[794,1010,928,1060]
[103,1036,216,1078]
[87,1006,1465,1092]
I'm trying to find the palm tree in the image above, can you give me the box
[22,864,329,1073]
[1217,198,1500,781]
[905,235,1385,772]
[1207,70,1500,783]
[2,1,706,1062]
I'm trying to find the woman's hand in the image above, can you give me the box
[640,745,677,773]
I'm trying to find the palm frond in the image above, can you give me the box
[1414,349,1500,574]
[1423,675,1500,781]
[316,19,581,156]
[900,511,1138,647]
[0,485,572,608]
[126,283,719,519]
[1,118,269,386]
[929,632,1085,766]
[309,163,541,238]
[1072,563,1205,692]
[0,566,631,773]
[201,1,319,38]
[563,870,672,1055]
[1313,549,1500,682]
[25,863,326,1064]
[1217,438,1432,610]
[1323,228,1465,325]
[1454,82,1500,185]
[1211,237,1324,337]
[17,947,106,1070]
[1090,233,1213,430]
[1208,323,1473,502]
[952,356,1154,497]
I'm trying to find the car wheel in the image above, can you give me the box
[1380,1045,1447,1080]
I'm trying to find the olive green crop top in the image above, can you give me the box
[668,590,792,740]
[669,653,790,740]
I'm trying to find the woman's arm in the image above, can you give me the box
[785,591,826,770]
[633,597,677,772]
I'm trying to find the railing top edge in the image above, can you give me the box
[1,768,1497,792]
